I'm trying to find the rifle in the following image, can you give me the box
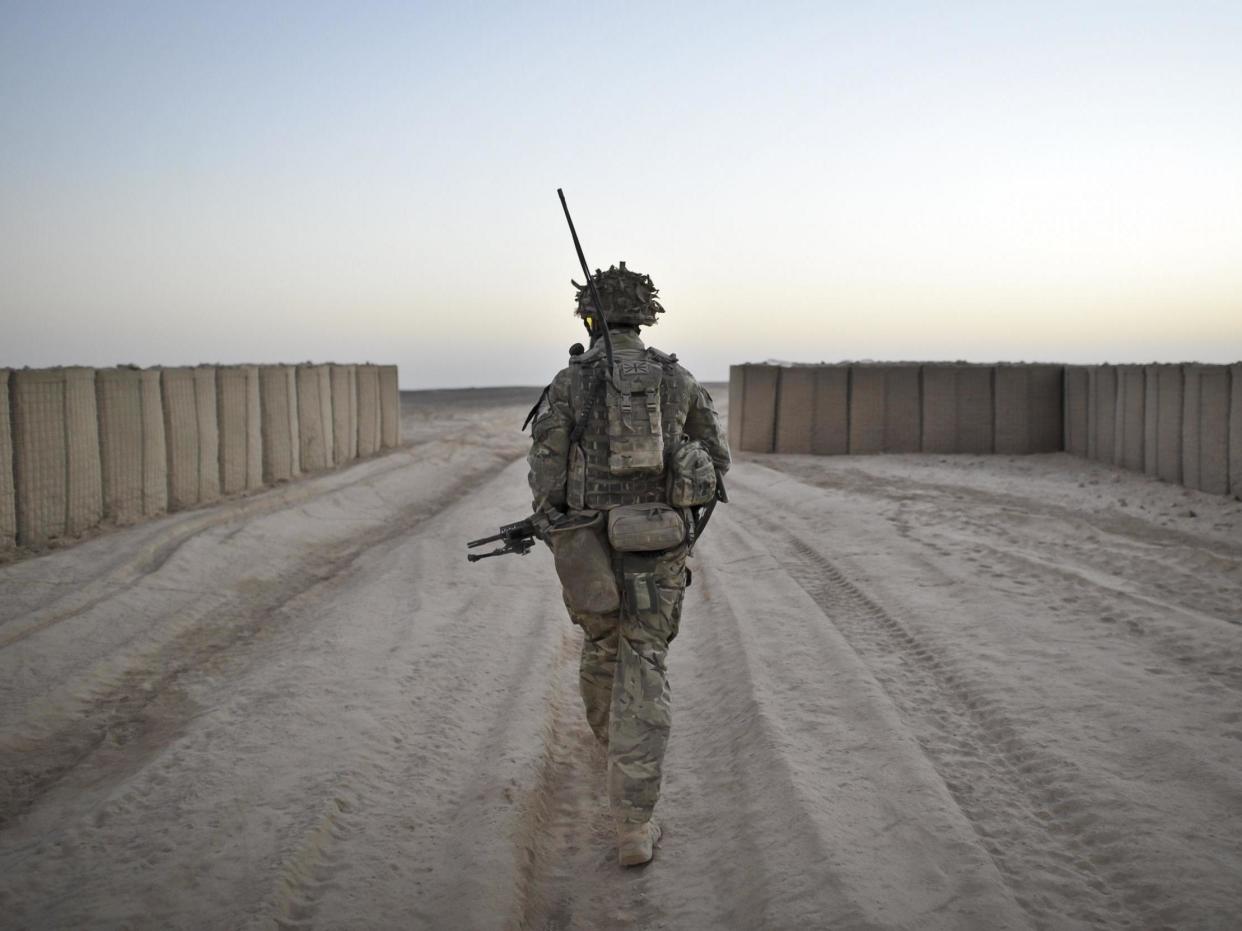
[689,471,728,545]
[557,188,615,373]
[517,189,615,436]
[466,518,539,561]
[467,510,601,563]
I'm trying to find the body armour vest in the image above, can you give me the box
[567,346,687,510]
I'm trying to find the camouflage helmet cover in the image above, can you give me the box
[572,261,664,327]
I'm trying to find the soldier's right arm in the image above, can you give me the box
[684,377,731,475]
[527,367,575,515]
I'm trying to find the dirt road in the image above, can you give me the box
[1,389,1239,930]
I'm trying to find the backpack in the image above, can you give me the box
[605,350,665,476]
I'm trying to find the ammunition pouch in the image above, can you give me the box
[667,436,717,507]
[607,503,686,553]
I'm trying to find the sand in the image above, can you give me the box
[1,386,1240,930]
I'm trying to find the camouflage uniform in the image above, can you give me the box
[528,327,729,825]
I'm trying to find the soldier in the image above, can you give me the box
[527,262,730,866]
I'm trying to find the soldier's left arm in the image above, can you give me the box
[683,376,731,474]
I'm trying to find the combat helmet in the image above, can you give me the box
[573,262,664,328]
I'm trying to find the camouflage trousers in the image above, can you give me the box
[564,543,689,824]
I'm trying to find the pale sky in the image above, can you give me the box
[2,1,1240,388]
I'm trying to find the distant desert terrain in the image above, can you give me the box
[1,385,1240,930]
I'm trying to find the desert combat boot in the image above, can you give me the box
[617,819,662,867]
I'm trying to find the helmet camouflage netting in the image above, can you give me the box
[572,261,665,327]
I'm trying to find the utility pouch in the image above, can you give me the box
[548,511,619,614]
[607,353,665,476]
[623,570,661,620]
[667,436,717,507]
[607,503,686,552]
[566,444,587,510]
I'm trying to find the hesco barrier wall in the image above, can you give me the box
[729,361,1239,497]
[773,366,814,454]
[727,366,746,452]
[738,364,779,454]
[921,364,992,454]
[0,370,15,550]
[1,362,401,554]
[97,367,167,524]
[330,364,358,465]
[1064,366,1089,457]
[1087,365,1117,464]
[379,365,401,449]
[297,365,334,472]
[1146,364,1184,485]
[356,364,382,458]
[995,365,1062,455]
[218,365,263,495]
[259,366,300,483]
[1182,365,1230,496]
[1113,365,1145,472]
[1232,364,1242,498]
[851,364,921,454]
[162,367,218,510]
[11,368,104,545]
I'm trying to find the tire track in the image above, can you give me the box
[513,535,881,930]
[259,784,363,931]
[274,516,582,931]
[0,450,429,644]
[1,456,564,931]
[507,487,1031,930]
[760,515,1142,929]
[909,497,1242,628]
[892,487,1242,693]
[976,542,1242,685]
[0,446,524,830]
[659,549,878,931]
[512,626,618,931]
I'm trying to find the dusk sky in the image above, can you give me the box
[2,1,1240,388]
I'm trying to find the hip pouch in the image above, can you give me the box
[607,353,665,475]
[607,503,686,553]
[548,511,620,614]
[619,550,690,641]
[667,436,717,507]
[623,567,661,622]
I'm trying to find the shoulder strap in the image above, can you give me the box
[521,384,551,432]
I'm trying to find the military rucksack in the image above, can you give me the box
[605,349,665,476]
